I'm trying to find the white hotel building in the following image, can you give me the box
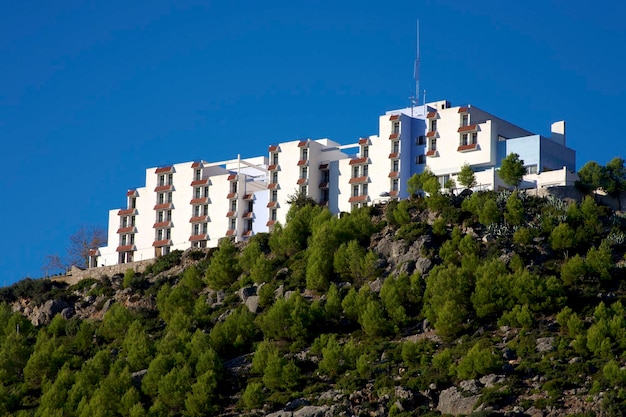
[92,100,576,268]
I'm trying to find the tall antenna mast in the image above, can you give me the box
[410,20,420,115]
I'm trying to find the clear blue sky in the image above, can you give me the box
[1,0,624,285]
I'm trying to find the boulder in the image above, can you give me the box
[437,386,480,416]
[245,296,260,313]
[292,406,329,417]
[536,337,555,353]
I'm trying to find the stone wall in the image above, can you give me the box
[52,259,154,286]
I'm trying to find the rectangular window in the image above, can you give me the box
[392,178,399,191]
[271,190,278,202]
[204,186,209,197]
[158,193,164,204]
[322,170,330,183]
[417,154,426,165]
[272,152,279,165]
[429,138,437,151]
[392,121,400,134]
[157,229,163,240]
[195,187,201,199]
[168,173,173,185]
[526,165,538,174]
[159,174,165,186]
[130,234,135,244]
[195,169,201,181]
[271,209,277,221]
[231,200,237,212]
[461,133,469,146]
[164,246,170,255]
[472,132,478,144]
[246,219,253,232]
[430,119,437,131]
[121,234,127,246]
[202,223,208,234]
[417,135,426,145]
[362,165,368,177]
[462,114,469,127]
[353,185,359,196]
[300,185,307,195]
[392,160,399,172]
[302,148,308,160]
[301,166,308,179]
[272,172,278,183]
[362,184,368,196]
[194,205,200,217]
[231,182,237,193]
[353,166,359,178]
[248,201,254,212]
[230,219,236,230]
[203,205,208,216]
[392,141,399,153]
[193,223,200,235]
[322,189,329,202]
[167,192,172,203]
[167,210,172,221]
[122,216,128,228]
[363,146,369,157]
[166,228,171,239]
[158,211,164,222]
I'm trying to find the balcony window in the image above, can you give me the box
[392,178,399,191]
[392,160,399,172]
[203,205,209,216]
[202,223,208,234]
[168,173,173,185]
[231,182,237,193]
[462,114,469,127]
[122,216,128,228]
[131,216,135,226]
[193,224,200,235]
[353,166,359,178]
[301,148,308,160]
[194,205,200,217]
[130,197,136,209]
[392,141,399,153]
[231,200,237,212]
[322,170,330,183]
[167,192,172,203]
[167,210,172,221]
[416,155,426,165]
[195,187,201,199]
[363,146,369,157]
[158,211,164,222]
[353,185,359,197]
[272,171,278,183]
[430,119,437,132]
[272,152,279,165]
[195,169,201,181]
[271,209,277,221]
[230,219,236,230]
[300,166,308,179]
[159,174,165,186]
[271,190,278,202]
[300,185,307,195]
[392,121,400,134]
[362,165,368,177]
[362,184,368,196]
[416,135,426,146]
[158,193,164,204]
[429,138,437,151]
[166,228,171,239]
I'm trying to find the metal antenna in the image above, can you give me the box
[410,20,420,115]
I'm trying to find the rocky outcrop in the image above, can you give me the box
[373,227,433,277]
[437,386,481,416]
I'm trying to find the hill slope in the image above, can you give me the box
[1,189,626,417]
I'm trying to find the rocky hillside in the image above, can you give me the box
[1,189,626,417]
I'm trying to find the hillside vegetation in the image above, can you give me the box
[2,188,626,417]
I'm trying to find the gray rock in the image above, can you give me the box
[536,337,555,352]
[292,406,329,417]
[369,277,384,293]
[265,411,292,417]
[275,284,284,298]
[42,299,69,317]
[60,307,75,319]
[460,379,481,394]
[101,299,114,314]
[437,386,480,416]
[285,399,310,411]
[394,386,413,401]
[479,374,505,388]
[245,296,260,313]
[238,286,256,302]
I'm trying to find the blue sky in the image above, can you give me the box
[1,0,624,285]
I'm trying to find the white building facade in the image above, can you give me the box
[91,99,577,268]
